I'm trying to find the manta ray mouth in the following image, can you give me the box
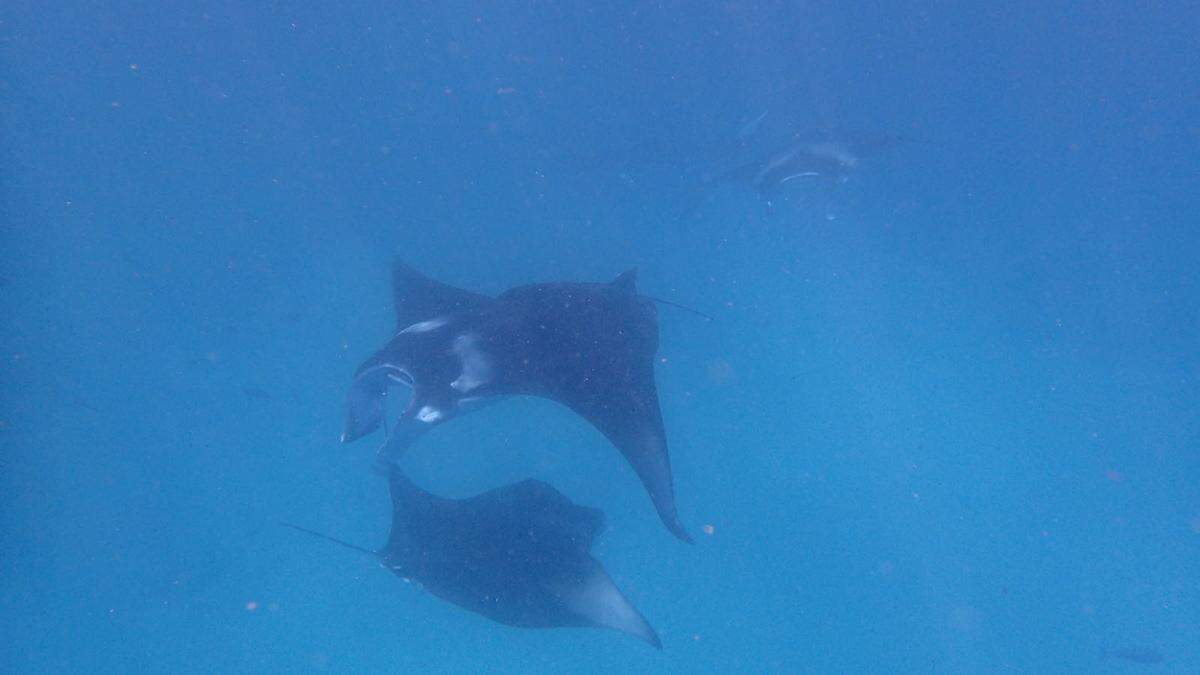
[353,363,415,392]
[387,369,414,387]
[778,171,821,185]
[342,364,415,444]
[373,365,415,415]
[375,366,418,448]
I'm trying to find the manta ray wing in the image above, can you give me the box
[392,258,492,329]
[485,273,691,543]
[560,354,690,544]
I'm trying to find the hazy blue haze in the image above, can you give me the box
[2,2,1197,672]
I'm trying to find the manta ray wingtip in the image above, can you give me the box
[612,268,639,293]
[659,508,694,544]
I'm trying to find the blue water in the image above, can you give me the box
[2,2,1197,672]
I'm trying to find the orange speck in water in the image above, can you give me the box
[702,524,715,536]
[245,601,259,611]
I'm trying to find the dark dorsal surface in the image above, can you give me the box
[382,468,661,647]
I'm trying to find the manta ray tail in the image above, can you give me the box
[281,522,377,558]
[642,295,714,322]
[613,268,712,321]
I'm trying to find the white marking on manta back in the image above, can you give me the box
[451,333,492,393]
[398,317,449,336]
[415,405,444,423]
[779,171,821,184]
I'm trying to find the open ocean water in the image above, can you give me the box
[2,2,1197,672]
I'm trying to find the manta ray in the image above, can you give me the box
[342,259,691,543]
[701,125,917,213]
[720,130,911,201]
[284,467,662,649]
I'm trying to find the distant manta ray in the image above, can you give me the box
[285,466,662,649]
[702,126,917,213]
[342,258,692,543]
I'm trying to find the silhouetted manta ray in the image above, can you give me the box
[342,258,691,543]
[717,129,915,203]
[284,467,662,649]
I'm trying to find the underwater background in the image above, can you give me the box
[2,2,1197,672]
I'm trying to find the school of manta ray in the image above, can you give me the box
[286,258,692,649]
[283,125,906,649]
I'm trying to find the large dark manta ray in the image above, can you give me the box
[284,467,662,649]
[342,258,691,543]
